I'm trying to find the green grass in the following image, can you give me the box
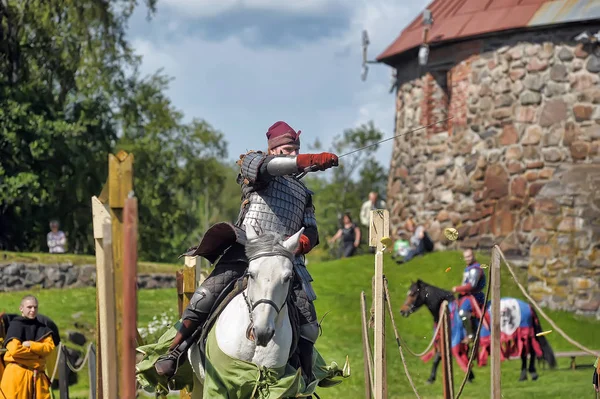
[0,250,179,274]
[1,250,599,398]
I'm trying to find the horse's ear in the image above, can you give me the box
[283,227,304,253]
[246,224,259,241]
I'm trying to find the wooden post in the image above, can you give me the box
[369,209,389,399]
[92,196,117,399]
[360,291,373,399]
[490,245,502,399]
[107,151,133,397]
[178,256,197,399]
[88,344,97,399]
[439,301,454,399]
[121,197,138,399]
[58,344,70,399]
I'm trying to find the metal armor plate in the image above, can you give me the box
[463,267,482,288]
[242,175,309,238]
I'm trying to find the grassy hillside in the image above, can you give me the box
[1,250,599,398]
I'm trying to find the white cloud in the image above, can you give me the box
[160,0,348,18]
[128,0,429,169]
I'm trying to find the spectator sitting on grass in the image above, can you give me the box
[391,229,411,260]
[396,218,434,264]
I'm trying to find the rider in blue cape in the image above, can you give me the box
[452,248,486,343]
[154,121,339,385]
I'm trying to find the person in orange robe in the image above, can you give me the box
[0,296,55,399]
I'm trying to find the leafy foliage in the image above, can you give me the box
[305,121,388,257]
[0,0,238,261]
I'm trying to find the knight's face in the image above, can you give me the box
[463,250,474,265]
[270,145,298,156]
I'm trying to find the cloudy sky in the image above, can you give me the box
[128,0,430,167]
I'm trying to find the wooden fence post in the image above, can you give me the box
[360,291,373,399]
[92,150,134,399]
[92,197,117,399]
[88,344,97,399]
[107,151,133,397]
[58,344,70,399]
[122,197,138,399]
[490,245,502,399]
[439,301,454,399]
[177,256,198,399]
[369,209,389,399]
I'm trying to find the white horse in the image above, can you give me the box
[187,227,303,398]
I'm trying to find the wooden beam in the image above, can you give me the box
[490,245,502,399]
[369,209,388,399]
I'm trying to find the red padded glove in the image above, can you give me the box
[297,152,339,171]
[295,234,312,255]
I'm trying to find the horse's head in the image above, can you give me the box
[400,279,427,317]
[244,226,302,347]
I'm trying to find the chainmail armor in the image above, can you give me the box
[241,176,310,238]
[240,151,267,184]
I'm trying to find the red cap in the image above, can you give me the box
[266,121,301,151]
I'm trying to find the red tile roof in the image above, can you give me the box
[377,0,600,63]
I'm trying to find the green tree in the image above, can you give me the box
[304,121,388,258]
[0,0,158,252]
[0,0,239,262]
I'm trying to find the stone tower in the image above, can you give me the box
[377,0,600,316]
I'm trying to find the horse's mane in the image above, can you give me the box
[417,279,454,299]
[245,231,293,260]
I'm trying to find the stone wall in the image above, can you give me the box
[528,165,600,316]
[387,27,600,314]
[0,262,177,292]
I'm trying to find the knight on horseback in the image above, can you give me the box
[154,121,338,385]
[452,248,486,343]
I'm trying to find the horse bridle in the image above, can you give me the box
[402,288,419,315]
[243,250,294,319]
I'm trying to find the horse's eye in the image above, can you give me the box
[248,272,256,279]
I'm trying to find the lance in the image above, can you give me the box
[298,117,453,177]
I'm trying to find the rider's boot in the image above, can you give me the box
[298,322,319,385]
[154,286,216,379]
[459,309,474,343]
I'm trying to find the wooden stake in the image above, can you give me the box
[92,196,117,399]
[369,209,388,399]
[490,245,502,399]
[360,291,373,399]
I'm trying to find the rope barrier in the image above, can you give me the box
[64,342,95,373]
[49,343,63,385]
[498,250,600,358]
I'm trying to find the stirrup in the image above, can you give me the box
[155,349,184,378]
